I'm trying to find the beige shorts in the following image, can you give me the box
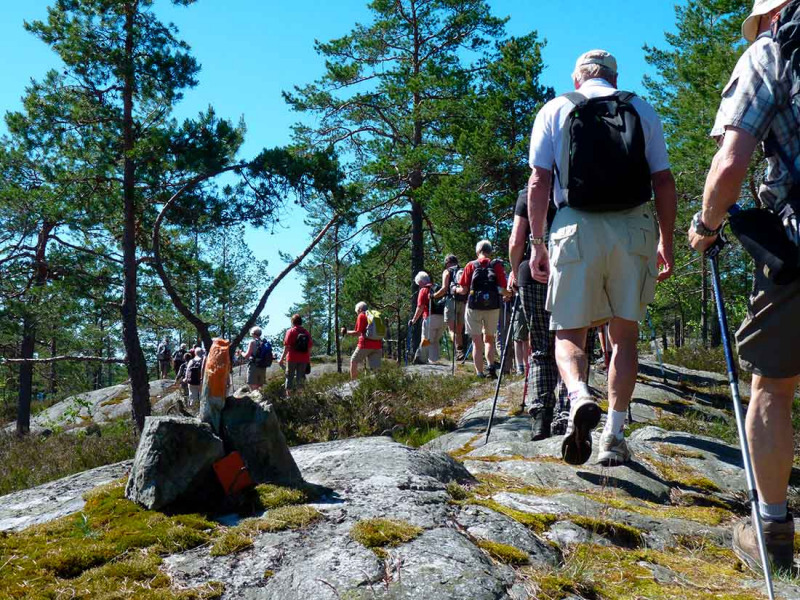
[351,347,382,370]
[444,299,466,327]
[546,205,658,330]
[247,363,267,386]
[465,307,500,338]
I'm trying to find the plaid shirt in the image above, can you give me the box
[712,33,800,210]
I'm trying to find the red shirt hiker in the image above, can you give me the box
[356,312,382,350]
[459,257,508,290]
[417,285,432,319]
[284,326,312,363]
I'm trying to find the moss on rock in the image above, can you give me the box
[476,539,530,565]
[350,518,423,548]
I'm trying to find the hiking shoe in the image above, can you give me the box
[560,395,602,465]
[476,372,487,379]
[733,516,794,574]
[487,365,498,380]
[530,406,553,441]
[597,431,631,466]
[551,411,570,436]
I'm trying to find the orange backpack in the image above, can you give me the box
[203,338,231,398]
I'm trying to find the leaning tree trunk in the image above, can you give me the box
[334,223,342,373]
[120,3,150,432]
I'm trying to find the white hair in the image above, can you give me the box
[355,301,368,314]
[475,240,493,256]
[250,326,262,338]
[573,64,617,85]
[414,271,431,286]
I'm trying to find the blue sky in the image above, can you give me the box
[0,0,681,338]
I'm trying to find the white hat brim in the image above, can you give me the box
[742,0,789,42]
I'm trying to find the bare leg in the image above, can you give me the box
[350,360,359,380]
[749,374,798,504]
[472,335,484,374]
[554,328,589,390]
[485,334,496,367]
[606,318,638,413]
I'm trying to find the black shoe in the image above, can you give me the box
[561,395,602,466]
[487,365,498,380]
[530,407,553,441]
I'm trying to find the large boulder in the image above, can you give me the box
[220,397,303,486]
[125,416,225,510]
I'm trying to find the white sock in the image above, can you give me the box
[567,381,590,398]
[604,409,627,438]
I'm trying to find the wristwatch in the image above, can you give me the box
[692,211,723,237]
[529,234,547,245]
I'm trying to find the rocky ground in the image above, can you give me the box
[2,357,799,599]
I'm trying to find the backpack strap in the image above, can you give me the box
[615,91,637,104]
[561,91,587,107]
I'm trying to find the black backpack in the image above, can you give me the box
[468,260,500,310]
[157,342,170,360]
[294,330,310,353]
[253,338,273,368]
[556,91,651,212]
[429,285,446,315]
[187,359,202,385]
[447,266,468,302]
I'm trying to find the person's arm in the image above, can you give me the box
[494,262,512,299]
[409,305,425,325]
[508,215,527,289]
[455,263,470,296]
[651,169,677,281]
[689,127,759,253]
[527,167,553,284]
[433,270,449,300]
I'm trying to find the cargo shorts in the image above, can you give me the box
[736,267,800,378]
[546,205,658,330]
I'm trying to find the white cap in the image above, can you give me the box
[574,49,618,75]
[742,0,789,42]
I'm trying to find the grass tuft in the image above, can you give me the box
[446,480,468,501]
[350,518,423,548]
[476,539,530,565]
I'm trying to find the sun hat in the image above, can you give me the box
[574,50,618,75]
[743,0,789,42]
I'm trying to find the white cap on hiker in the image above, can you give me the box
[574,49,618,75]
[742,0,788,42]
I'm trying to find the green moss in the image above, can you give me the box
[209,530,254,556]
[472,499,558,533]
[473,472,556,497]
[648,457,722,493]
[252,483,310,510]
[578,490,732,526]
[238,505,322,534]
[446,480,468,501]
[350,518,423,548]
[448,434,482,460]
[99,396,126,407]
[569,516,644,548]
[264,569,275,579]
[476,539,530,565]
[392,425,450,447]
[656,443,705,460]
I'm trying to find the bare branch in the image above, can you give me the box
[2,356,126,365]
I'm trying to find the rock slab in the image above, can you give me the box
[125,416,225,510]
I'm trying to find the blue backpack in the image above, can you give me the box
[253,339,273,368]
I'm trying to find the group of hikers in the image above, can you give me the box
[148,0,800,577]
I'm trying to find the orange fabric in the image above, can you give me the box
[213,452,254,495]
[204,338,231,398]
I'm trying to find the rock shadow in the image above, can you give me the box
[656,435,741,468]
[576,460,667,504]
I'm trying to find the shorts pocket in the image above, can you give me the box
[627,217,655,258]
[550,223,581,266]
[641,260,658,305]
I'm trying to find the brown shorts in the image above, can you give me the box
[736,268,800,378]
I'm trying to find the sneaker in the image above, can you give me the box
[476,372,487,379]
[560,395,602,465]
[487,365,498,380]
[551,411,570,436]
[597,430,632,466]
[516,366,526,376]
[530,407,553,441]
[733,516,794,574]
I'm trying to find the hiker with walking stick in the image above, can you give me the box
[527,49,676,466]
[689,0,800,581]
[456,240,512,379]
[509,187,566,441]
[435,254,468,363]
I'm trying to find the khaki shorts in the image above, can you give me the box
[465,307,500,338]
[512,302,529,342]
[546,205,658,330]
[247,363,267,386]
[737,267,800,378]
[445,299,466,327]
[285,362,307,390]
[352,347,382,370]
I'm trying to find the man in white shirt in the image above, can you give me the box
[526,50,677,466]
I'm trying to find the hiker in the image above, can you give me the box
[278,314,312,397]
[241,326,273,390]
[410,271,445,364]
[456,240,512,378]
[156,337,171,379]
[688,0,797,573]
[175,352,192,402]
[172,343,188,374]
[184,347,205,407]
[342,302,384,379]
[434,254,467,361]
[509,188,563,440]
[200,339,230,433]
[527,49,676,465]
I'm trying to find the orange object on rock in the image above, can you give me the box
[213,451,254,496]
[204,338,231,398]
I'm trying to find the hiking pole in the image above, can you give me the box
[708,236,775,600]
[646,310,667,384]
[485,294,521,444]
[451,304,458,376]
[405,321,411,366]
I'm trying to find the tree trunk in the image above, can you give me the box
[410,197,424,348]
[334,223,342,373]
[120,2,150,433]
[16,220,55,436]
[326,270,333,356]
[49,336,57,395]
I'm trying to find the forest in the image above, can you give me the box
[0,0,757,436]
